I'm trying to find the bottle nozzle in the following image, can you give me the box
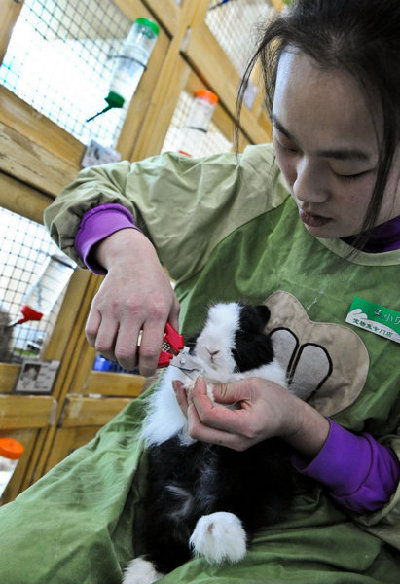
[86,105,113,123]
[86,91,126,123]
[8,305,43,328]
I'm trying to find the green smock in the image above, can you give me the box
[1,144,399,583]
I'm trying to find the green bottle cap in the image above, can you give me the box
[105,90,125,109]
[86,91,125,122]
[134,17,160,36]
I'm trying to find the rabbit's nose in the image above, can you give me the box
[207,349,219,357]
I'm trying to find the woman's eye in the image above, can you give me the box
[334,170,369,182]
[275,139,298,154]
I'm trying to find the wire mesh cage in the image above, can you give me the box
[0,0,144,148]
[0,207,76,364]
[162,90,233,157]
[206,0,273,77]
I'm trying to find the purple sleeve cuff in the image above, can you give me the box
[75,203,141,274]
[292,419,400,514]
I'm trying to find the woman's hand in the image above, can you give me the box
[85,229,180,376]
[173,377,330,457]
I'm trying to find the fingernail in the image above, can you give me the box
[172,380,182,392]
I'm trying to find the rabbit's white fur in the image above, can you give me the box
[141,303,286,447]
[124,303,290,584]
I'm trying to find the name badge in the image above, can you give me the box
[346,297,400,344]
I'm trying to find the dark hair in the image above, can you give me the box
[237,0,400,247]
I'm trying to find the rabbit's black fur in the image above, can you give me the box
[124,303,295,583]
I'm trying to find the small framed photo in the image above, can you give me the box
[15,359,60,394]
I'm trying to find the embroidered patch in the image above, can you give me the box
[345,297,400,344]
[265,291,369,418]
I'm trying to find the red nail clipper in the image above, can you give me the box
[157,322,185,367]
[157,322,202,381]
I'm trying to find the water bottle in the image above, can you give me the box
[0,437,24,498]
[109,17,160,103]
[178,90,219,158]
[87,18,160,122]
[11,254,75,326]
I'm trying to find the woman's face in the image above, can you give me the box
[272,50,400,238]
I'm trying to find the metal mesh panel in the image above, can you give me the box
[0,207,75,363]
[162,91,233,157]
[206,0,273,77]
[0,0,136,148]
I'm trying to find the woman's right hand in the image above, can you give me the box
[85,228,180,376]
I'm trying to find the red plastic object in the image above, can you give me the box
[157,322,184,368]
[17,305,44,325]
[164,322,184,352]
[158,350,173,367]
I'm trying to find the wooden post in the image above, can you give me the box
[0,0,24,67]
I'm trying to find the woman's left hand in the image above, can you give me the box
[173,377,298,451]
[173,377,330,456]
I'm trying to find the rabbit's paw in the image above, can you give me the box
[122,557,163,584]
[189,511,247,564]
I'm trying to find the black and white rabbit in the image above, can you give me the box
[123,302,294,584]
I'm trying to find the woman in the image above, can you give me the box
[1,1,399,582]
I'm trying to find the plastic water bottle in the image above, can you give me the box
[0,437,24,498]
[178,90,219,157]
[10,254,75,326]
[109,17,160,103]
[87,17,160,121]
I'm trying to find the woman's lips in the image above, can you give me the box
[299,207,331,227]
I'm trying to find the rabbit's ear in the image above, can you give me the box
[254,305,271,326]
[236,304,270,334]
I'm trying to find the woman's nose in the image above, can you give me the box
[292,157,329,204]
